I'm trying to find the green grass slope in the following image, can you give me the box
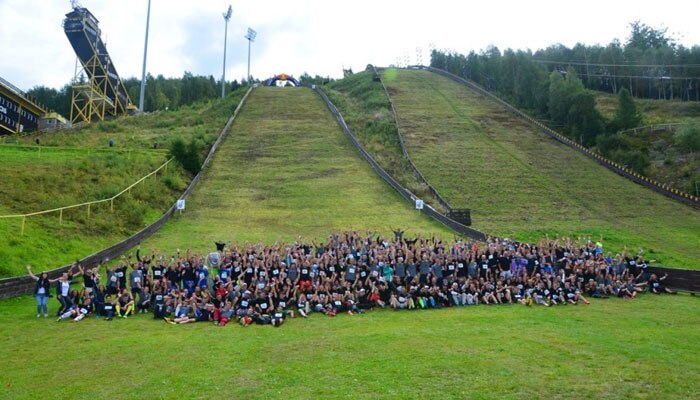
[0,146,177,277]
[0,91,247,278]
[17,94,243,151]
[1,293,698,399]
[139,87,449,253]
[382,69,700,268]
[325,71,444,211]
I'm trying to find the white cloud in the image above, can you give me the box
[1,0,698,91]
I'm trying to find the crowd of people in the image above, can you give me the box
[26,230,677,326]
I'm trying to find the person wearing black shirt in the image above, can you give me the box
[26,265,60,318]
[151,263,166,287]
[103,295,116,320]
[114,264,128,292]
[647,273,675,294]
[116,290,135,318]
[165,266,180,289]
[93,286,106,319]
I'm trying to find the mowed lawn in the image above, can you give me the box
[382,69,700,269]
[141,86,449,253]
[1,293,698,399]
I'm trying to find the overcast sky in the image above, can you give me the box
[1,0,698,91]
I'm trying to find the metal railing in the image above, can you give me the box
[313,85,486,241]
[421,66,700,209]
[618,123,684,136]
[369,64,454,213]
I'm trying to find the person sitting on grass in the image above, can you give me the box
[214,299,236,326]
[614,280,636,299]
[57,296,92,322]
[271,305,286,327]
[103,294,116,321]
[165,303,215,324]
[646,273,676,294]
[93,285,106,319]
[532,281,551,307]
[116,289,135,318]
[481,282,499,305]
[137,286,152,314]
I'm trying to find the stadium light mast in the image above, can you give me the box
[221,5,232,98]
[245,27,257,82]
[138,0,152,111]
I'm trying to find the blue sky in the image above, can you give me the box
[1,0,698,91]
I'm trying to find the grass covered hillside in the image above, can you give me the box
[381,69,700,269]
[139,86,450,253]
[16,92,245,151]
[0,90,247,278]
[324,71,442,209]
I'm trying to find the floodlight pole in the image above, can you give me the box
[222,5,232,98]
[245,28,257,82]
[138,0,152,111]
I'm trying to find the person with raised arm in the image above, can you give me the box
[26,265,61,318]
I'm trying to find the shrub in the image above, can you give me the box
[169,138,202,176]
[674,124,700,153]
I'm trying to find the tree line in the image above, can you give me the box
[433,22,700,102]
[26,73,249,118]
[429,22,700,174]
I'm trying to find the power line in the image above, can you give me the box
[531,58,700,69]
[572,71,699,81]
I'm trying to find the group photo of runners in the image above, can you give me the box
[26,230,676,326]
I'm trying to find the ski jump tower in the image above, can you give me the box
[63,2,135,124]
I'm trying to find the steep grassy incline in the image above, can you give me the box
[140,87,449,252]
[0,90,247,278]
[382,69,700,268]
